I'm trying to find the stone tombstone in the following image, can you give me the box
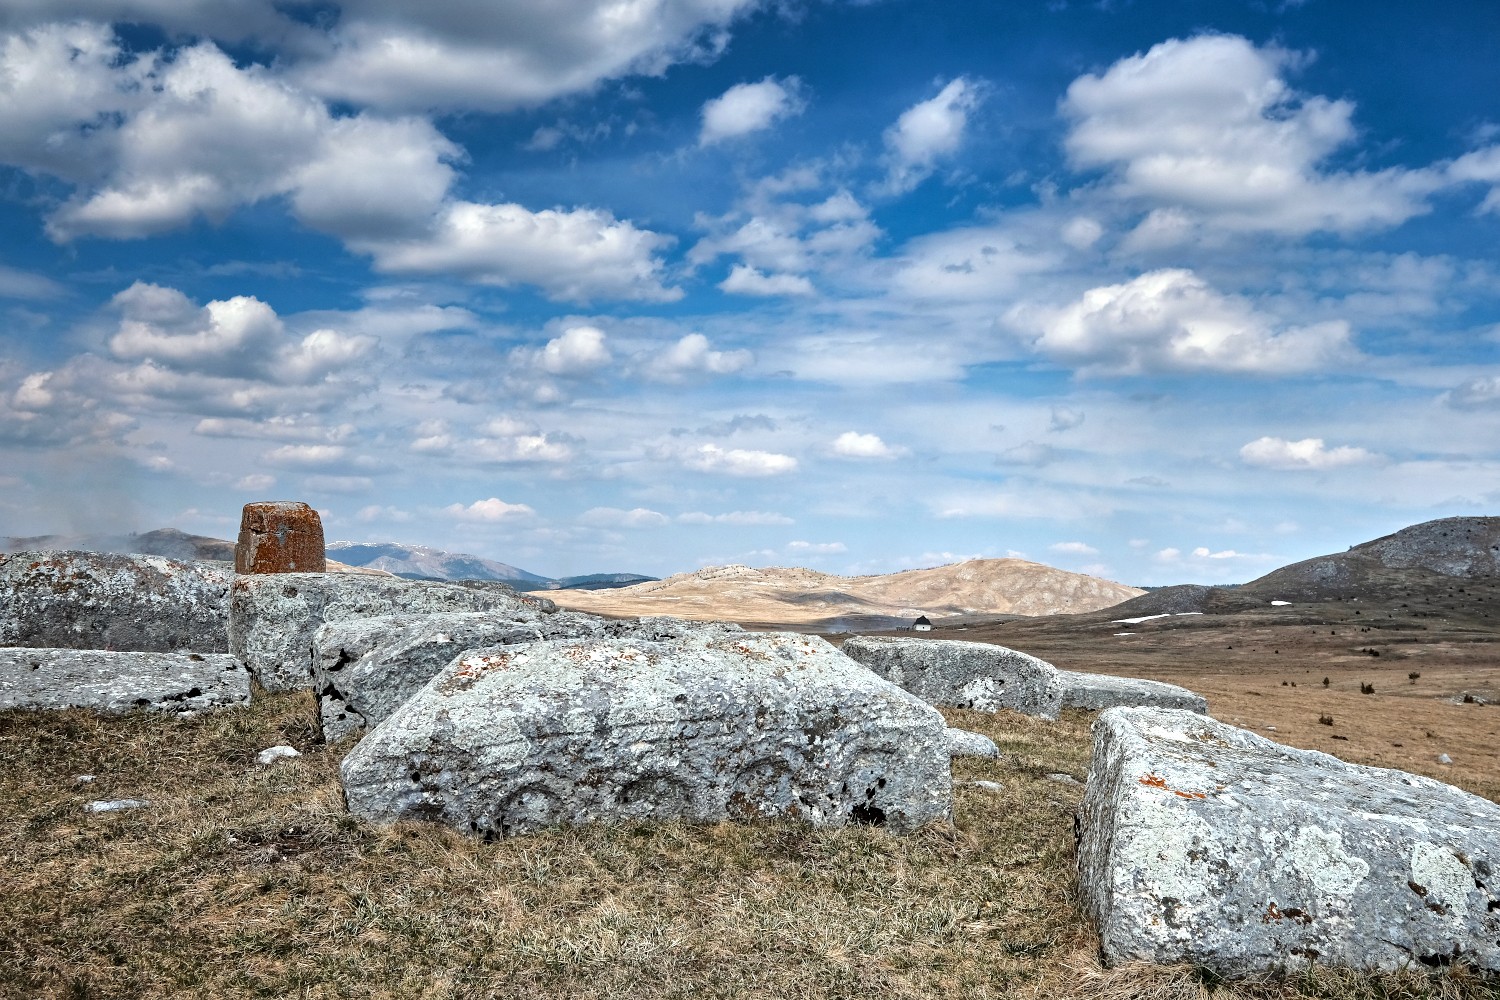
[841,635,1064,719]
[340,632,953,838]
[312,611,742,742]
[230,573,553,692]
[1078,706,1500,977]
[235,501,326,574]
[1057,671,1207,713]
[0,648,249,715]
[0,550,231,652]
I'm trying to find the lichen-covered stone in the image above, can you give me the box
[313,611,741,741]
[0,550,231,652]
[0,647,249,714]
[841,636,1063,719]
[1058,671,1207,713]
[1078,707,1500,977]
[341,632,951,837]
[229,573,551,693]
[235,501,326,574]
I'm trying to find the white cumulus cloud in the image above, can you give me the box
[830,431,906,459]
[443,497,536,522]
[648,333,752,381]
[718,264,815,297]
[1035,268,1353,375]
[879,77,982,195]
[1062,34,1443,235]
[1050,541,1099,556]
[1239,436,1382,470]
[357,202,680,303]
[290,0,761,113]
[699,76,805,146]
[537,325,612,376]
[688,443,797,477]
[787,540,846,555]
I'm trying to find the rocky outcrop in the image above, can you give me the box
[1242,516,1500,602]
[0,648,249,714]
[0,550,231,652]
[841,636,1063,719]
[1078,707,1500,977]
[313,611,741,741]
[340,632,951,838]
[1058,672,1207,713]
[235,501,326,574]
[229,573,552,693]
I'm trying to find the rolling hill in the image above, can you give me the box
[547,558,1145,627]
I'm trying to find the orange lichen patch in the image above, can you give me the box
[1137,771,1208,799]
[438,653,514,694]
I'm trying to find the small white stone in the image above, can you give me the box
[1046,772,1083,786]
[1437,753,1454,765]
[257,745,301,765]
[945,727,1000,758]
[86,799,149,813]
[74,774,96,784]
[967,780,1005,794]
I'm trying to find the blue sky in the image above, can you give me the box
[1,0,1498,585]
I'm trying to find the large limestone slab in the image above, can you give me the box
[0,648,249,714]
[314,611,740,741]
[0,550,231,653]
[841,636,1063,719]
[1058,671,1207,713]
[229,573,552,693]
[1078,707,1500,977]
[341,632,951,837]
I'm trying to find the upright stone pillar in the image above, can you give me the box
[235,501,327,574]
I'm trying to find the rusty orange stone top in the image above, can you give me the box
[235,501,327,574]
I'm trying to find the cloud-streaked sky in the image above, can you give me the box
[1,0,1497,585]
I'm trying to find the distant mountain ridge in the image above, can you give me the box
[325,540,655,591]
[1,530,653,591]
[326,541,546,585]
[3,528,235,562]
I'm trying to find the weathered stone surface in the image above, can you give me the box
[235,501,326,574]
[0,550,231,652]
[945,728,1000,758]
[1058,671,1207,713]
[230,573,552,693]
[841,636,1063,719]
[0,647,249,714]
[313,611,741,741]
[1078,707,1500,977]
[341,632,952,837]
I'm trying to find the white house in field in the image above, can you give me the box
[912,615,932,632]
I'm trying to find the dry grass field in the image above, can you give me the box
[929,583,1500,804]
[3,686,1497,999]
